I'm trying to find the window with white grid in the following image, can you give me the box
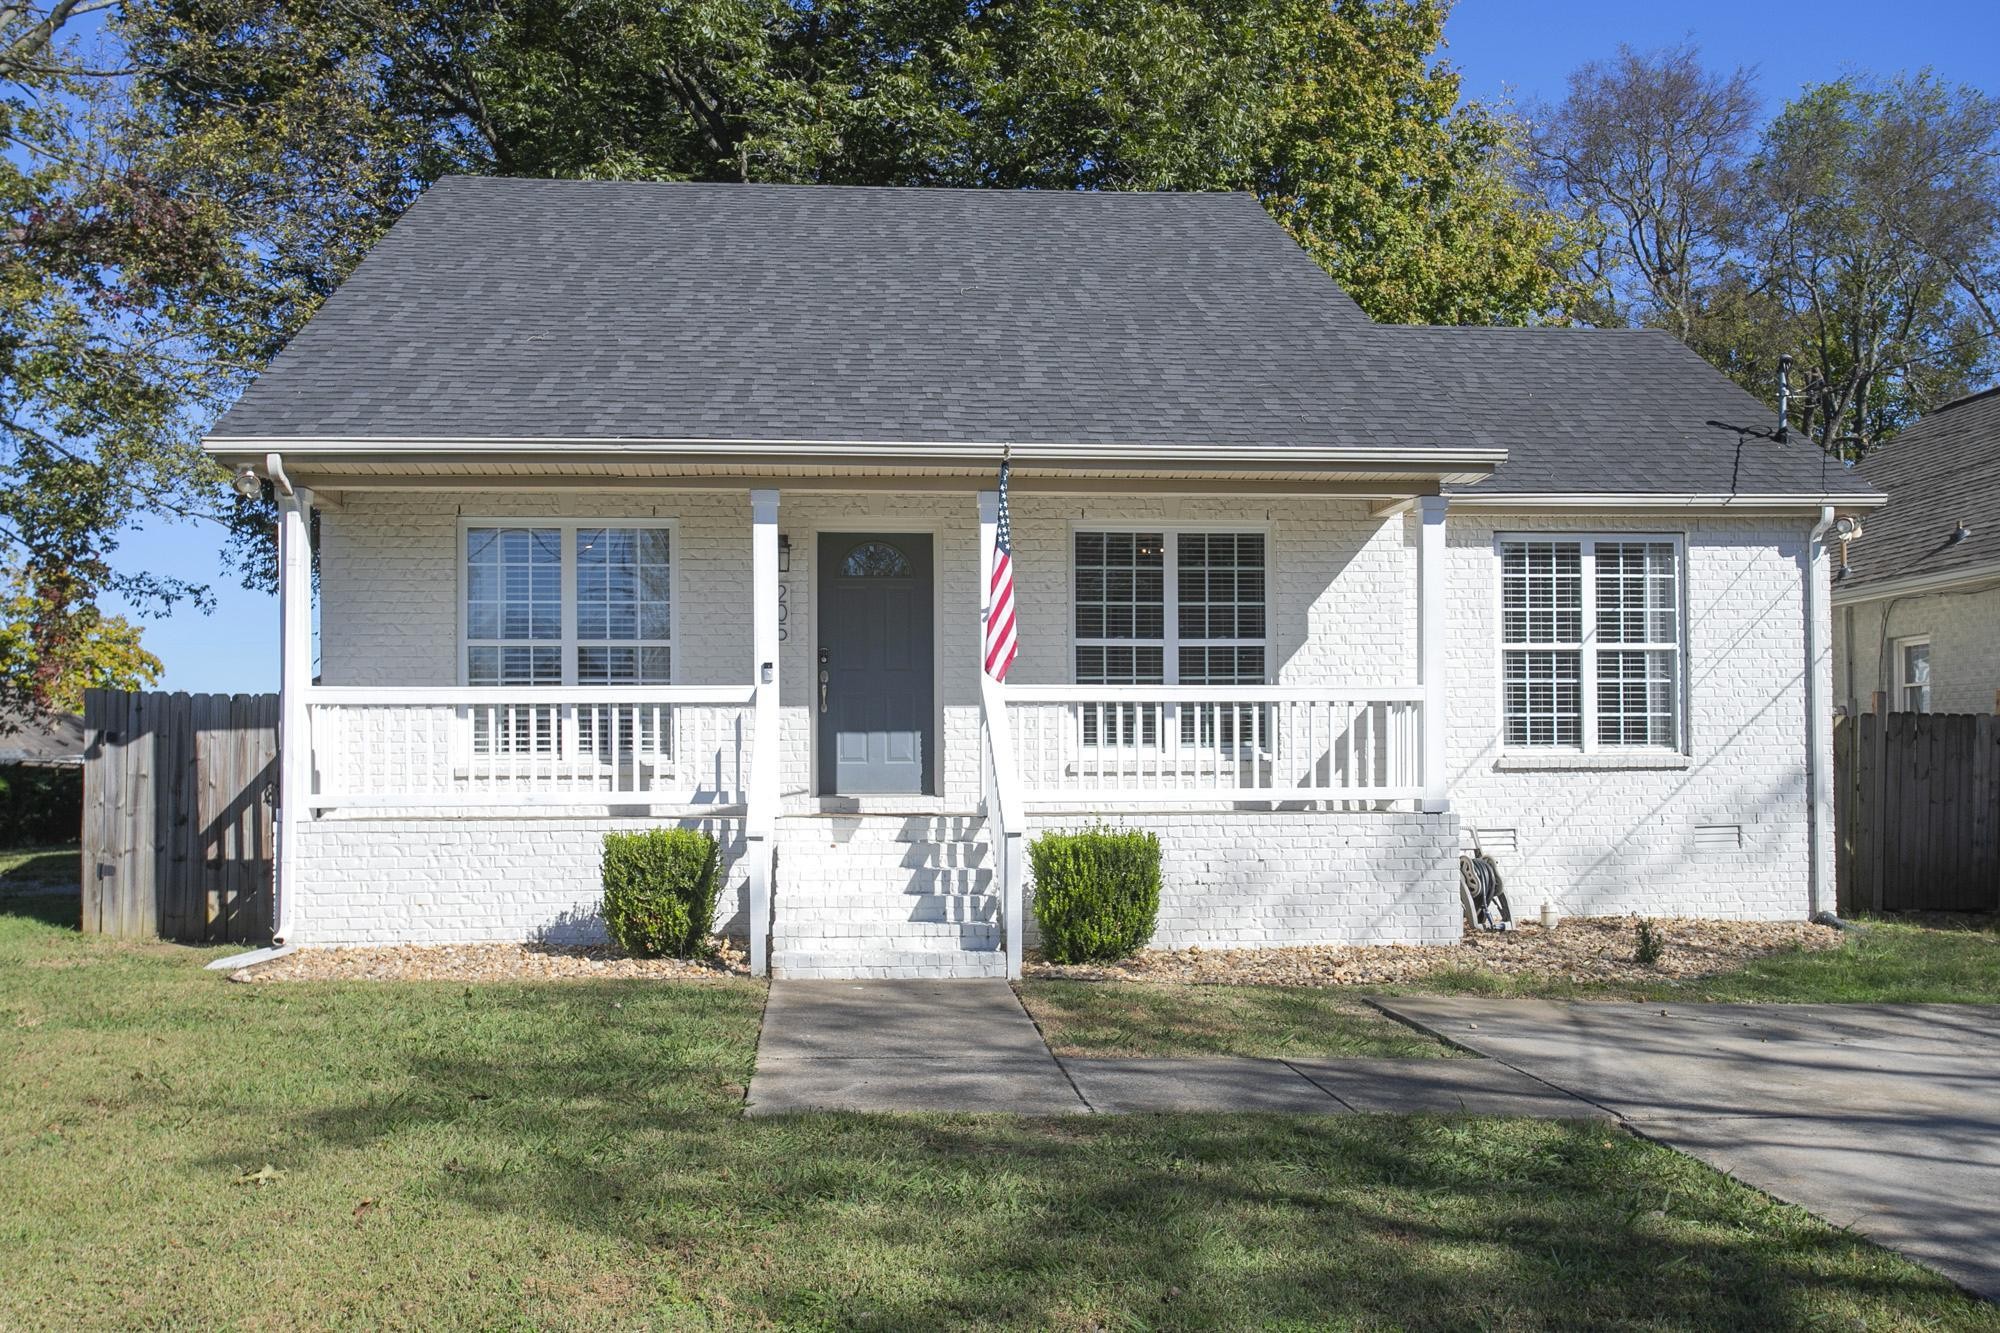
[462,521,676,756]
[1073,529,1266,745]
[1500,535,1684,752]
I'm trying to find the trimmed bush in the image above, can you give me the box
[600,828,722,958]
[1029,826,1161,964]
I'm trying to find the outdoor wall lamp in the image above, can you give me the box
[778,534,791,572]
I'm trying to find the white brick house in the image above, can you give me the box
[205,178,1881,978]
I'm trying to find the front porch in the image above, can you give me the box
[255,462,1469,977]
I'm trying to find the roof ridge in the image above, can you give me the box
[431,174,1260,201]
[1932,382,2000,414]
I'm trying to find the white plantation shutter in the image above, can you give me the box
[1500,535,1684,752]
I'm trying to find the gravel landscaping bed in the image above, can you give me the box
[234,939,751,983]
[1024,916,1842,989]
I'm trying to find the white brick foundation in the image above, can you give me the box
[291,815,748,947]
[1024,810,1463,950]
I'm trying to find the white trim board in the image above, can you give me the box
[1489,530,1692,760]
[1831,559,2000,605]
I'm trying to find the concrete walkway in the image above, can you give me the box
[1377,997,2000,1304]
[745,980,1605,1118]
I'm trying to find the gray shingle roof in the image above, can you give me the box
[1420,327,1876,498]
[212,177,1402,451]
[207,175,1878,501]
[1842,387,2000,592]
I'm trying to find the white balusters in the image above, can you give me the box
[303,686,756,812]
[1001,685,1423,805]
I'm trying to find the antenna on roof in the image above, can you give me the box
[1777,354,1793,444]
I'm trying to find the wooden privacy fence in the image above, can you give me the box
[82,689,279,942]
[1836,711,2000,914]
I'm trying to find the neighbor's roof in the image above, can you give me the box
[207,176,1877,501]
[1840,386,2000,595]
[0,712,84,766]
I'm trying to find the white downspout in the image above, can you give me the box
[1805,505,1837,919]
[269,453,313,946]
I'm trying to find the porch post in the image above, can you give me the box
[1416,495,1449,813]
[747,488,780,976]
[976,490,999,808]
[275,475,314,944]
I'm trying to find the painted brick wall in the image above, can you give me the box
[293,814,747,946]
[310,490,1823,942]
[1834,585,2000,716]
[1442,513,1822,921]
[1023,810,1463,948]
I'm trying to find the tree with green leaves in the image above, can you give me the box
[1752,75,2000,453]
[1534,50,2000,456]
[14,0,1580,643]
[0,0,237,717]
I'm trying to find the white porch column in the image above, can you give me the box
[274,474,314,944]
[976,490,999,808]
[1417,495,1450,813]
[747,488,780,975]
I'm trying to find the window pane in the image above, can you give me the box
[1075,643,1163,747]
[1502,541,1583,645]
[1903,642,1931,712]
[1074,531,1164,644]
[1178,645,1265,684]
[468,526,562,648]
[1503,650,1582,747]
[1597,542,1678,644]
[1597,649,1677,747]
[1179,533,1265,641]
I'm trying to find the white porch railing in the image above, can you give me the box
[978,673,1027,980]
[305,685,758,810]
[1003,685,1423,804]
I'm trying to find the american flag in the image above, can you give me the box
[982,458,1019,681]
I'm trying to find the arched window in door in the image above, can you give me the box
[841,541,913,578]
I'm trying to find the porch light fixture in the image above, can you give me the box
[778,534,791,572]
[229,466,263,499]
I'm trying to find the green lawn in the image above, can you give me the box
[4,894,1995,1331]
[1021,979,1458,1059]
[1022,919,2000,1063]
[0,843,78,892]
[1394,915,2000,1005]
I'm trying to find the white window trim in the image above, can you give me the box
[1493,531,1689,756]
[1065,521,1272,688]
[1894,635,1932,713]
[456,517,680,687]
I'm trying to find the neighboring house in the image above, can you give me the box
[1832,386,2000,716]
[204,178,1880,978]
[0,712,85,766]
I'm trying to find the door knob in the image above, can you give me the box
[818,648,830,714]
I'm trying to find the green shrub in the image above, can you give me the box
[0,764,81,847]
[1029,826,1161,964]
[1634,918,1665,967]
[600,828,722,958]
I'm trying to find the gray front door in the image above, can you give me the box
[817,533,935,795]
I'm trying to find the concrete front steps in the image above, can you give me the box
[771,814,1006,979]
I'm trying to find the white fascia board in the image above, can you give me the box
[1830,559,2000,606]
[1447,491,1887,512]
[202,434,1508,474]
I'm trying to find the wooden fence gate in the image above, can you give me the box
[1835,711,2000,914]
[81,689,280,942]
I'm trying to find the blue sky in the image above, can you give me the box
[106,0,2000,693]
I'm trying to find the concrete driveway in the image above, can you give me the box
[1377,998,2000,1303]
